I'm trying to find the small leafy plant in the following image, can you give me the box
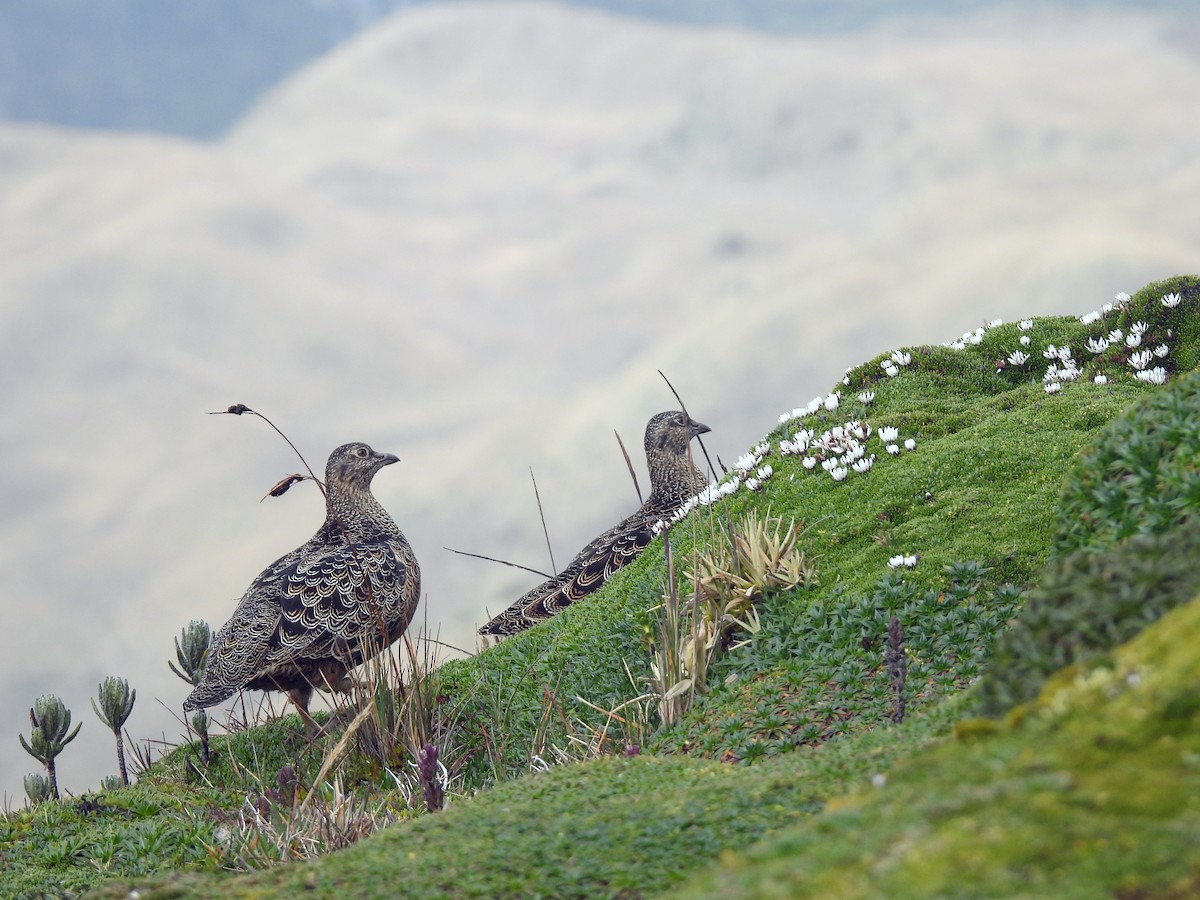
[91,676,136,786]
[18,695,82,800]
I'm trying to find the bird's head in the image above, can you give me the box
[644,410,711,457]
[325,442,399,489]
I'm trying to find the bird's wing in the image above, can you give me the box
[479,513,653,635]
[550,517,653,607]
[266,540,412,665]
[187,540,411,708]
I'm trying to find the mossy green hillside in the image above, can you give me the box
[673,589,1200,900]
[437,278,1194,781]
[977,363,1200,715]
[6,275,1199,898]
[92,696,970,900]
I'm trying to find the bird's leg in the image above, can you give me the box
[288,685,319,738]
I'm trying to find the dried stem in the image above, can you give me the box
[886,616,907,724]
[614,429,643,504]
[443,547,552,580]
[530,467,556,575]
[657,369,723,479]
[208,404,326,501]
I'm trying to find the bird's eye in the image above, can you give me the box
[355,447,369,459]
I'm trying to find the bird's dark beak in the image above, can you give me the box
[376,452,399,466]
[689,419,711,437]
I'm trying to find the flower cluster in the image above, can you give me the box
[943,317,1008,351]
[887,554,919,569]
[777,392,841,425]
[983,290,1183,394]
[881,350,912,378]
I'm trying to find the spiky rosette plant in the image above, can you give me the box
[23,772,51,805]
[169,619,211,687]
[90,676,136,786]
[19,694,82,800]
[169,620,212,764]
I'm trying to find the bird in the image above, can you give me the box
[480,410,711,636]
[184,441,420,733]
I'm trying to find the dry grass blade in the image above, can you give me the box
[614,429,643,504]
[530,467,556,575]
[657,368,722,479]
[443,546,552,580]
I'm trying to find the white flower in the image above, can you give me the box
[829,466,848,482]
[806,397,823,415]
[1019,319,1034,331]
[1059,365,1080,382]
[821,457,838,471]
[886,443,900,455]
[887,554,918,569]
[1043,365,1060,382]
[881,361,899,377]
[987,318,1003,329]
[1114,292,1131,304]
[968,332,983,345]
[1019,335,1031,346]
[852,456,874,474]
[1154,344,1170,358]
[1128,350,1153,371]
[1102,302,1114,314]
[1093,374,1108,384]
[1044,382,1061,394]
[779,435,810,456]
[904,438,917,451]
[842,376,851,386]
[1130,321,1149,336]
[878,425,899,443]
[802,456,818,470]
[1108,328,1124,342]
[754,441,770,456]
[1125,332,1142,348]
[824,393,840,411]
[848,421,871,441]
[777,412,793,424]
[1135,367,1167,385]
[1080,311,1101,325]
[735,452,761,472]
[757,464,774,480]
[1043,344,1059,359]
[1084,337,1110,354]
[1007,350,1029,366]
[947,340,966,351]
[871,773,887,789]
[1162,292,1182,308]
[859,391,876,405]
[744,477,761,492]
[890,350,912,366]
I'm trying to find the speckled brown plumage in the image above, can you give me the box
[480,411,710,636]
[184,442,420,727]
